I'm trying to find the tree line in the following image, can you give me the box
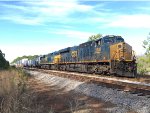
[0,50,9,69]
[11,55,39,64]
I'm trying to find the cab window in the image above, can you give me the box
[116,37,124,42]
[104,38,114,44]
[95,39,102,47]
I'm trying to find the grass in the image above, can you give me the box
[0,68,27,113]
[0,68,54,113]
[0,68,86,113]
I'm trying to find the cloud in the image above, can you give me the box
[48,29,94,39]
[0,0,94,25]
[1,15,43,25]
[1,0,150,28]
[138,6,150,11]
[123,35,145,55]
[107,14,150,28]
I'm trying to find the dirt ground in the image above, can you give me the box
[26,77,118,113]
[27,77,137,113]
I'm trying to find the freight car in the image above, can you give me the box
[39,35,137,77]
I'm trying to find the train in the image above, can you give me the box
[16,35,137,77]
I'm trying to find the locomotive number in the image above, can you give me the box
[71,51,77,57]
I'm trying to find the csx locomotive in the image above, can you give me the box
[38,35,137,77]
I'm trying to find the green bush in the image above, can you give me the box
[137,55,150,75]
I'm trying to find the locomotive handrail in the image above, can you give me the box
[131,50,136,61]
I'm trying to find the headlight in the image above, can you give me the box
[118,45,122,48]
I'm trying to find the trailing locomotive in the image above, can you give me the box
[39,35,137,77]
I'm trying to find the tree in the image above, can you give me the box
[11,55,39,64]
[143,33,150,55]
[138,33,150,75]
[88,33,102,41]
[0,50,9,69]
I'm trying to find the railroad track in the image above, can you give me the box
[26,68,150,98]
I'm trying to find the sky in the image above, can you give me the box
[0,0,150,62]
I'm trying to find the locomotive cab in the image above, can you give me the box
[95,35,125,61]
[108,36,137,77]
[97,35,137,77]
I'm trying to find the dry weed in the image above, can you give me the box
[0,68,54,113]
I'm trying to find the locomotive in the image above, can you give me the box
[38,35,137,77]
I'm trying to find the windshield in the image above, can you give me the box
[116,36,124,42]
[104,38,114,44]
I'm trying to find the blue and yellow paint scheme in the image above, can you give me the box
[39,35,137,77]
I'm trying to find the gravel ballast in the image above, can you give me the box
[27,70,150,113]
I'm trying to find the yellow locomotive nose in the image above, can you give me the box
[110,42,137,77]
[110,42,133,61]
